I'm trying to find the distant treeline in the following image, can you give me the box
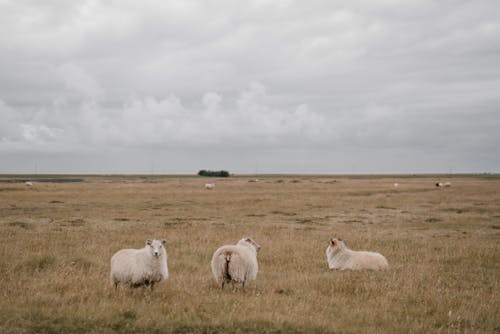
[198,170,230,177]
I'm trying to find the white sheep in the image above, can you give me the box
[326,238,388,271]
[211,237,261,289]
[25,181,33,186]
[436,182,451,187]
[110,239,168,289]
[205,183,215,189]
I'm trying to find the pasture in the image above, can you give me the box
[0,175,499,333]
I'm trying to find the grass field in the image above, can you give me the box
[0,175,499,333]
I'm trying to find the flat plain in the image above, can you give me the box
[0,175,499,333]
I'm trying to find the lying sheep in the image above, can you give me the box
[326,238,388,270]
[211,237,261,289]
[205,183,215,190]
[110,239,168,289]
[436,182,451,187]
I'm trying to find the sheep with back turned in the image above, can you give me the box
[110,239,168,289]
[211,237,261,290]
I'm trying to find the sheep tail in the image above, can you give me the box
[223,251,232,282]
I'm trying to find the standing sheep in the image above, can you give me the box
[326,238,388,270]
[110,239,168,289]
[211,237,261,290]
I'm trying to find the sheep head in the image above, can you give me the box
[146,239,165,258]
[240,237,261,253]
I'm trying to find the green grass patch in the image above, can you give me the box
[15,256,57,273]
[7,221,32,229]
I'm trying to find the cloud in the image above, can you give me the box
[57,62,104,99]
[202,92,222,111]
[20,124,60,142]
[0,82,326,151]
[0,99,24,142]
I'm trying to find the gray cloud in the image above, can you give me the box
[1,0,499,173]
[0,81,325,153]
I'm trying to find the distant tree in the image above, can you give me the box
[197,170,230,177]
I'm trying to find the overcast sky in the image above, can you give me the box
[1,0,499,174]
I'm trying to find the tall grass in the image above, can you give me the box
[0,176,499,333]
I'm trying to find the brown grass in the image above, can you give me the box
[0,176,499,333]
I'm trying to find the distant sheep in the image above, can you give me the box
[326,238,388,271]
[110,239,168,289]
[25,181,33,186]
[205,183,215,189]
[211,237,261,289]
[436,182,451,187]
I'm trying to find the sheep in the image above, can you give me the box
[205,183,215,189]
[25,181,33,186]
[110,239,168,289]
[326,238,388,271]
[211,237,261,290]
[436,182,451,187]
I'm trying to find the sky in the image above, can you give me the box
[1,0,499,174]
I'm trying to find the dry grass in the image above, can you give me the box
[0,175,499,333]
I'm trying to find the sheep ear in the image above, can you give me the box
[161,240,166,245]
[146,239,152,245]
[330,239,335,245]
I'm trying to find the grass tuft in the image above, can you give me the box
[7,221,32,229]
[16,256,57,273]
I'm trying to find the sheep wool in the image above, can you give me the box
[110,239,168,289]
[326,238,388,270]
[211,237,261,289]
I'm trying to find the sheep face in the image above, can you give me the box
[327,238,345,254]
[240,237,261,253]
[146,239,166,258]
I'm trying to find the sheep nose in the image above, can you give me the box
[154,251,159,257]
